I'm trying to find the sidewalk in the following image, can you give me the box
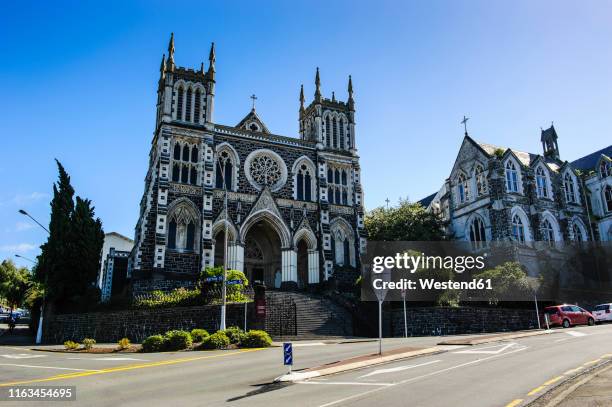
[0,323,35,346]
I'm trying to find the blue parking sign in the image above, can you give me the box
[283,342,293,366]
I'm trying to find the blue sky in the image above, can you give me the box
[1,1,611,267]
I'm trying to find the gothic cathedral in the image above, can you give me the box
[129,34,366,294]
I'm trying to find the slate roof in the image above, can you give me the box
[475,140,561,172]
[418,192,437,208]
[235,108,270,134]
[570,145,612,172]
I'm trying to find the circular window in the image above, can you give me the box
[244,149,287,191]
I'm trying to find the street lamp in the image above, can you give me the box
[218,160,229,331]
[18,209,49,344]
[15,254,36,264]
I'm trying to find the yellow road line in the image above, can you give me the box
[505,399,523,407]
[0,348,264,387]
[563,367,583,376]
[583,358,602,366]
[527,385,546,396]
[601,353,612,358]
[543,376,563,386]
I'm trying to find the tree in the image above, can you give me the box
[473,262,532,305]
[35,160,104,313]
[365,199,445,241]
[0,260,31,311]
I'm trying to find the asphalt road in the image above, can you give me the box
[0,324,611,407]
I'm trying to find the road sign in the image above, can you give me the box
[226,279,243,285]
[283,342,293,366]
[204,276,223,282]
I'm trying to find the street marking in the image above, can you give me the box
[505,399,523,407]
[0,348,264,387]
[1,354,46,359]
[298,381,393,386]
[0,363,100,372]
[565,331,587,337]
[543,376,563,385]
[67,357,147,361]
[294,343,326,347]
[527,385,546,396]
[318,346,528,407]
[358,360,441,378]
[603,354,612,358]
[563,367,583,376]
[583,358,601,366]
[554,338,570,343]
[454,342,519,355]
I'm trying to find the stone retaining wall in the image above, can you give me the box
[389,306,538,337]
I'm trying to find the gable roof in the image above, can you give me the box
[570,145,612,172]
[418,192,437,208]
[474,139,562,171]
[235,108,270,134]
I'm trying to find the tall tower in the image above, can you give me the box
[541,124,560,161]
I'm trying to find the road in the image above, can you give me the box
[0,324,611,406]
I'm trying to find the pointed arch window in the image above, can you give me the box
[185,87,192,122]
[194,89,201,124]
[172,163,180,182]
[469,217,486,243]
[564,173,576,203]
[190,167,197,185]
[181,165,189,183]
[339,118,345,149]
[167,204,199,252]
[605,185,612,212]
[512,214,526,243]
[173,144,181,160]
[457,173,469,203]
[182,145,190,161]
[168,219,177,249]
[328,186,333,204]
[506,161,519,193]
[600,161,611,178]
[186,221,195,249]
[327,165,350,205]
[191,146,198,163]
[536,167,549,198]
[325,119,331,147]
[475,165,487,196]
[176,87,184,121]
[572,223,585,242]
[296,164,313,201]
[341,170,347,185]
[327,168,333,183]
[332,117,338,148]
[215,150,234,190]
[541,218,555,244]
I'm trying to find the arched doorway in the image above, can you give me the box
[243,220,282,288]
[296,240,308,288]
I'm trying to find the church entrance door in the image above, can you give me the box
[243,220,282,288]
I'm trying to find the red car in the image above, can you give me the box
[542,305,595,328]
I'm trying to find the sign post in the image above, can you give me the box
[527,277,542,330]
[283,342,293,374]
[401,287,408,338]
[372,266,391,356]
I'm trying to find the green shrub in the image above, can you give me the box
[164,330,193,351]
[199,331,230,350]
[133,288,202,309]
[64,340,79,350]
[82,338,96,350]
[142,335,166,353]
[190,329,210,342]
[241,330,272,348]
[221,326,246,345]
[117,337,131,350]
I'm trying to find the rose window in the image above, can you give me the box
[245,150,287,191]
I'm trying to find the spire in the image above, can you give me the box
[347,75,354,110]
[207,42,216,80]
[166,33,175,71]
[200,62,204,74]
[314,67,321,101]
[331,91,336,102]
[299,84,305,111]
[160,54,166,72]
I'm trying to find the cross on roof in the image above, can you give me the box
[461,115,470,136]
[385,198,390,209]
[250,94,258,110]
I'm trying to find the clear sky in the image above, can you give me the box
[1,1,611,267]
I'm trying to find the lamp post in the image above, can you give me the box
[18,209,49,344]
[219,161,229,331]
[15,254,36,264]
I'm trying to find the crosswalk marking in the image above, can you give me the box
[1,354,46,360]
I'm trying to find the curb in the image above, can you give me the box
[274,346,444,382]
[526,359,612,407]
[437,329,559,346]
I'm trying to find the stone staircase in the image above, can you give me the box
[265,291,353,339]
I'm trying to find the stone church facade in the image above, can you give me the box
[129,34,366,292]
[423,126,593,244]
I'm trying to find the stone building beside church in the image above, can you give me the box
[129,34,366,293]
[422,125,595,244]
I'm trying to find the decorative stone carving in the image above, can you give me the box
[244,149,288,192]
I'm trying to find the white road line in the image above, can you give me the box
[318,346,528,407]
[453,342,519,355]
[554,338,570,343]
[298,381,393,386]
[0,363,101,372]
[359,360,441,378]
[0,354,46,359]
[565,331,588,337]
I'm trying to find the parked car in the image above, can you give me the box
[592,303,612,323]
[542,305,595,328]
